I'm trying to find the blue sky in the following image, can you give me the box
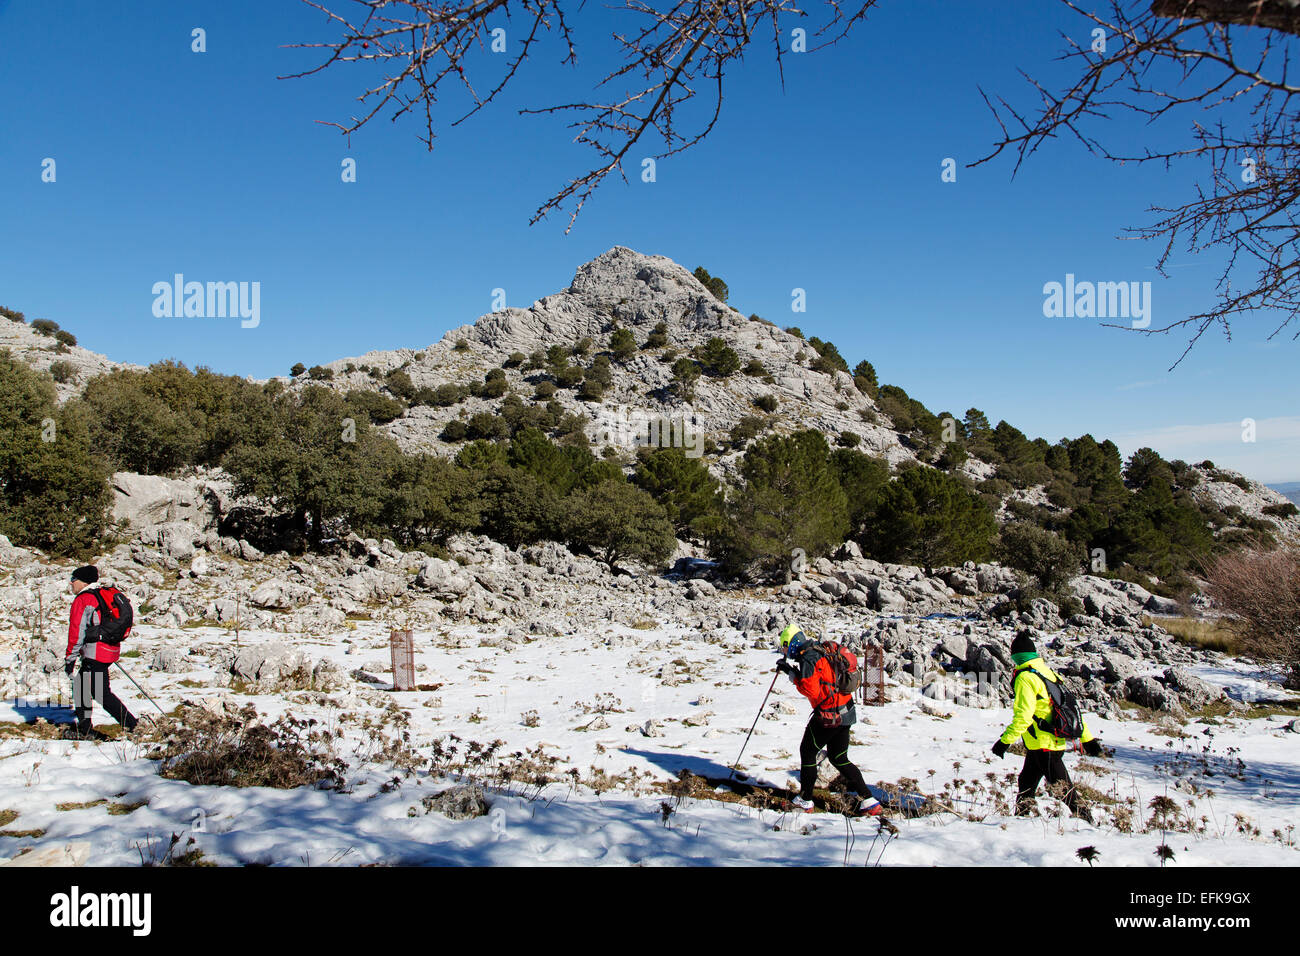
[1,0,1295,482]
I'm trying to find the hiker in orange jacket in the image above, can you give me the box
[777,625,881,816]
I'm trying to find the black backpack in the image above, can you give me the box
[89,587,133,646]
[1017,663,1084,739]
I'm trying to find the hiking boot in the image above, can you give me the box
[855,797,883,817]
[791,796,816,812]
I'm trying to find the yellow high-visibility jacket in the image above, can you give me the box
[999,658,1095,752]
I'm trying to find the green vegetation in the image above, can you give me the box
[863,467,995,573]
[715,430,849,580]
[692,266,729,302]
[0,351,112,555]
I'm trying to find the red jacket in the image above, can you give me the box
[66,585,124,665]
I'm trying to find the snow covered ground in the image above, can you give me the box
[1,619,1297,867]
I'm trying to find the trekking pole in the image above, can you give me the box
[113,662,166,716]
[728,667,782,779]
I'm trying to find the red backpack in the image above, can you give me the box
[89,587,134,646]
[818,641,862,698]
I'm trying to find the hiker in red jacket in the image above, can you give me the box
[777,624,881,816]
[65,565,137,740]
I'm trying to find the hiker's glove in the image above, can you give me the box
[1083,739,1104,758]
[64,659,76,677]
[991,740,1009,759]
[777,660,797,678]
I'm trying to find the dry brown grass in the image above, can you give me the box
[1144,615,1240,654]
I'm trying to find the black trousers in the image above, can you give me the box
[799,717,869,800]
[74,660,137,733]
[1016,749,1080,815]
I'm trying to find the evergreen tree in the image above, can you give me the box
[692,266,729,302]
[828,448,890,536]
[564,479,676,568]
[863,467,995,573]
[717,430,849,581]
[0,352,111,556]
[609,326,637,362]
[633,446,724,540]
[998,521,1082,592]
[696,337,740,377]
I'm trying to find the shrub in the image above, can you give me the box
[785,326,804,339]
[555,365,585,389]
[645,322,669,349]
[1205,546,1300,688]
[479,369,508,399]
[345,389,404,425]
[729,415,767,447]
[534,380,557,400]
[440,419,469,442]
[54,329,77,348]
[466,412,509,441]
[307,365,333,381]
[504,352,526,369]
[454,339,471,352]
[150,704,345,789]
[998,521,1082,592]
[49,360,76,384]
[0,305,25,323]
[609,326,637,362]
[744,359,768,377]
[754,394,778,413]
[837,431,861,448]
[696,337,740,377]
[31,318,59,336]
[289,362,306,378]
[807,337,850,375]
[1263,502,1299,519]
[385,369,416,401]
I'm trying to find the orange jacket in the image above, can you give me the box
[793,645,854,715]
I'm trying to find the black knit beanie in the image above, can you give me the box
[71,565,99,585]
[1010,631,1036,657]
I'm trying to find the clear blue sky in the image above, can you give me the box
[1,0,1295,482]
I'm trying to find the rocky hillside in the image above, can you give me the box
[0,313,138,401]
[5,246,1297,552]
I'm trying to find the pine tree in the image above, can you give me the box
[718,430,849,581]
[864,467,995,573]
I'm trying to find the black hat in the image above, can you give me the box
[71,565,99,585]
[1010,631,1037,657]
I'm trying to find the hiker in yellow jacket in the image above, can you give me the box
[991,633,1104,819]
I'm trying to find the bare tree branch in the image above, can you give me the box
[283,0,877,231]
[974,1,1300,367]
